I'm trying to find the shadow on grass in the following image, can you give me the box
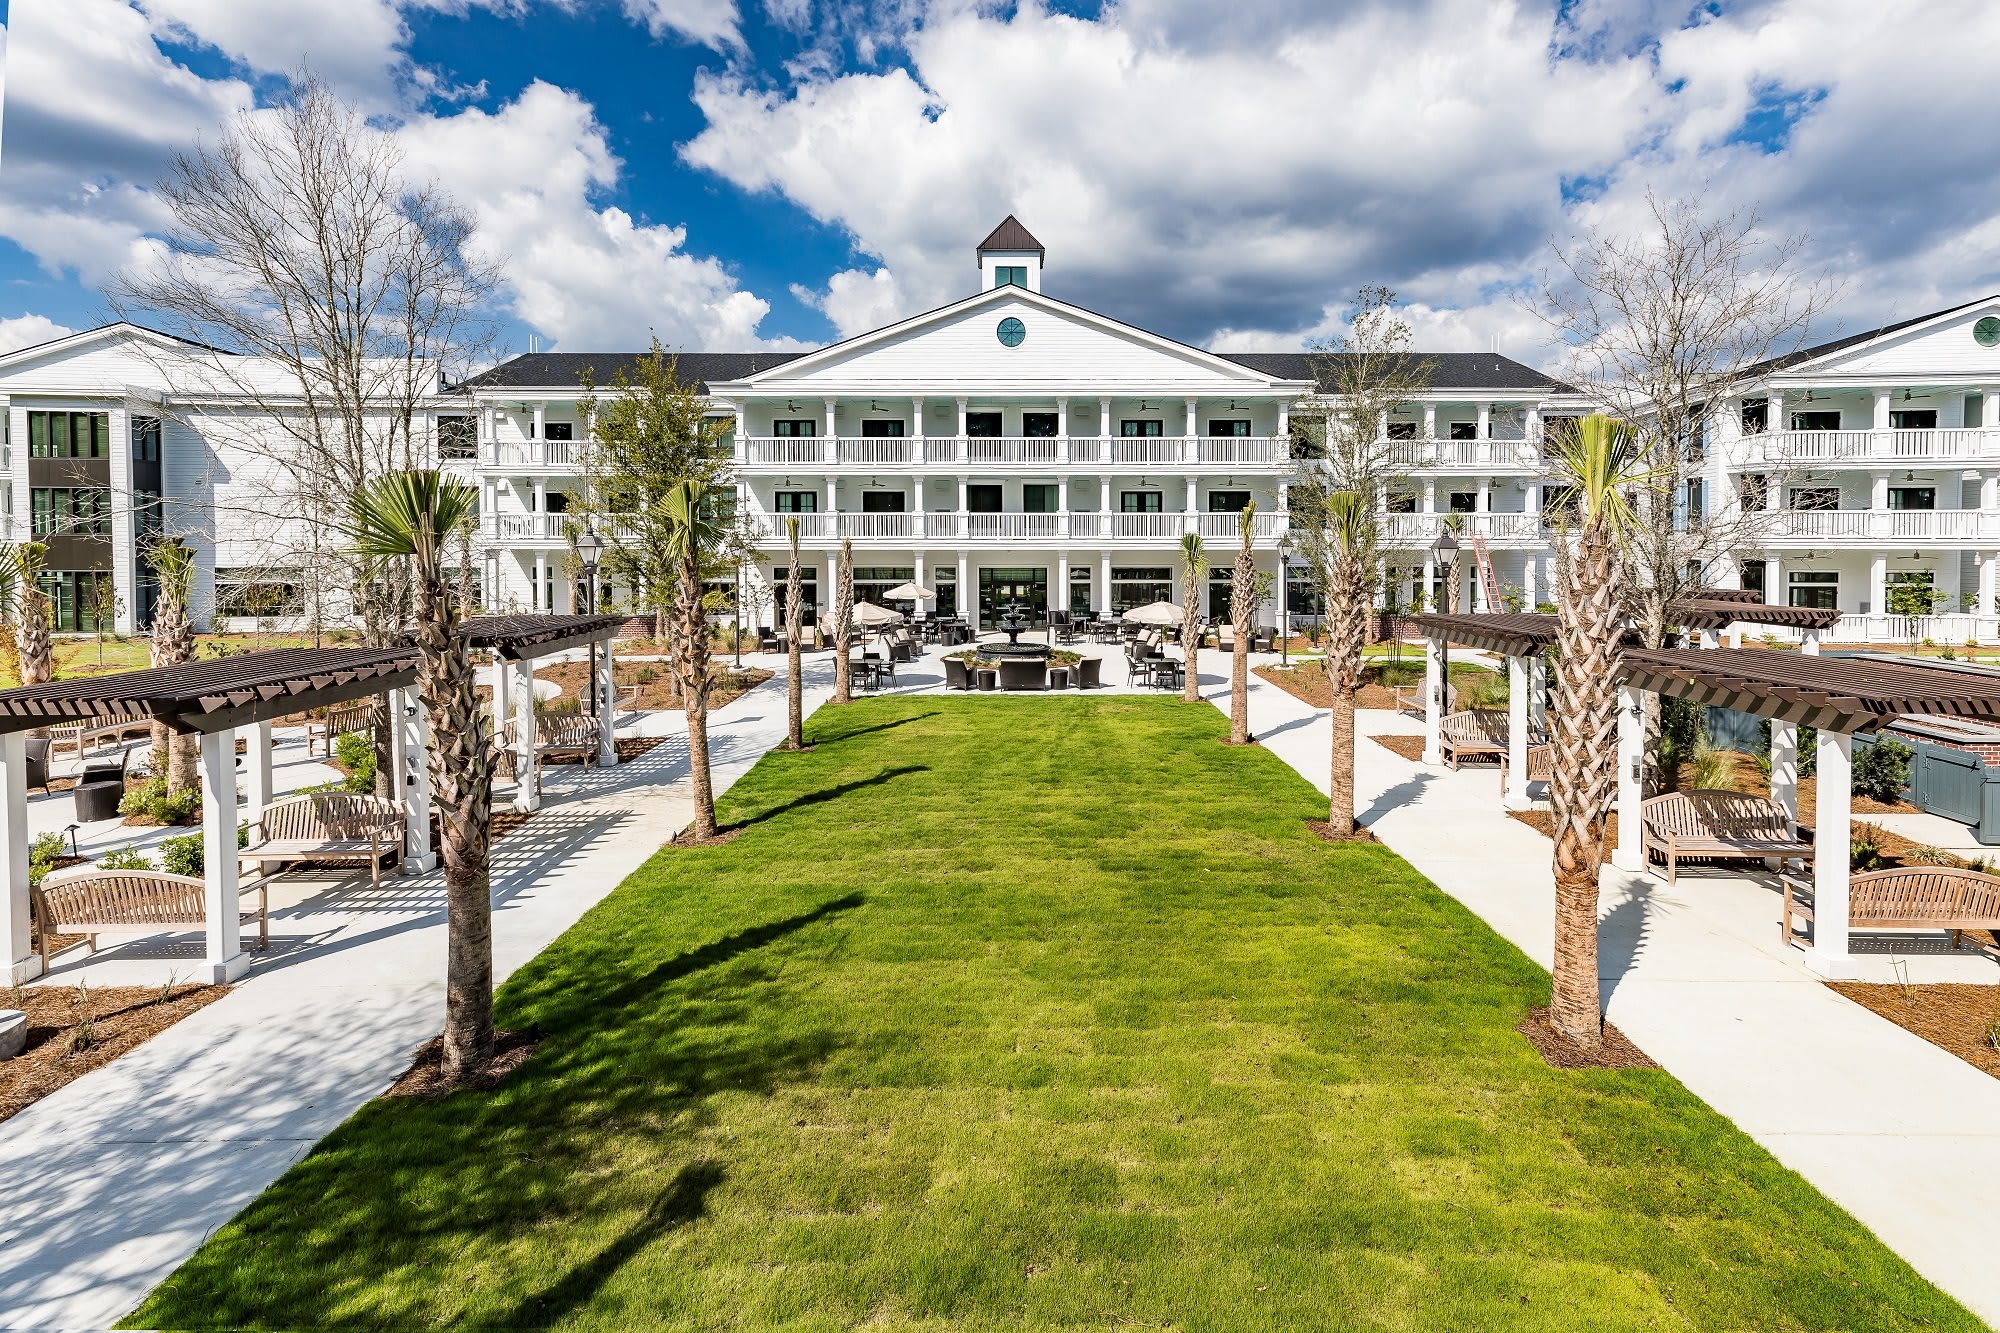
[585,892,866,1022]
[815,710,941,743]
[485,1159,726,1329]
[732,766,929,829]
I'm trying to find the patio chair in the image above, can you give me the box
[997,658,1047,691]
[755,626,780,652]
[1074,657,1103,689]
[23,737,50,795]
[943,658,973,691]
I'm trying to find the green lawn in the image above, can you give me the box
[131,698,1973,1330]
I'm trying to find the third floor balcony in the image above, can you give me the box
[1743,426,2000,467]
[736,434,1293,470]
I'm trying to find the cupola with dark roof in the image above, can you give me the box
[975,215,1045,294]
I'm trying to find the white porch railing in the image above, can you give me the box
[1769,509,1998,541]
[838,437,915,465]
[1377,437,1544,470]
[964,436,1064,465]
[736,510,1297,545]
[1109,513,1186,540]
[1195,511,1290,541]
[743,436,830,466]
[1753,427,2000,465]
[487,513,567,542]
[839,513,915,539]
[486,439,581,469]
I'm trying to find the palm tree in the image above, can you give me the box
[831,537,855,706]
[1178,532,1206,704]
[348,470,496,1083]
[1321,491,1374,838]
[783,516,805,750]
[1441,512,1466,614]
[664,480,729,837]
[1545,414,1650,1048]
[1227,502,1257,743]
[12,543,52,688]
[145,539,200,794]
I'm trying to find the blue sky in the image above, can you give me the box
[3,0,1999,366]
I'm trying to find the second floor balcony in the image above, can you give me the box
[737,509,1293,547]
[1743,426,2000,467]
[736,434,1293,470]
[1759,507,2000,544]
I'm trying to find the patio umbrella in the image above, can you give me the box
[1122,601,1183,626]
[883,581,935,604]
[850,601,906,628]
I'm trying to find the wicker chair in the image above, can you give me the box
[34,865,267,955]
[1074,657,1103,689]
[997,658,1047,691]
[943,658,972,691]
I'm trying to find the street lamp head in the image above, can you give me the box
[575,525,604,571]
[1430,529,1459,559]
[1277,533,1293,562]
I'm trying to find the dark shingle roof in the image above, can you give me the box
[1743,294,2000,379]
[459,351,806,392]
[1219,351,1571,394]
[975,215,1045,257]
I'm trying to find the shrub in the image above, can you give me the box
[158,823,248,878]
[97,847,155,871]
[1849,838,1884,872]
[1853,738,1912,804]
[1689,740,1734,791]
[333,730,377,794]
[634,665,658,686]
[1902,843,1955,866]
[27,831,68,887]
[118,774,202,825]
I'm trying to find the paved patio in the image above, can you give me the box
[1220,661,2000,1326]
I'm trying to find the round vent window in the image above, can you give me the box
[1975,316,2000,348]
[996,317,1026,348]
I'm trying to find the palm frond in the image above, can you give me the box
[1237,499,1258,543]
[1325,490,1372,558]
[1548,414,1655,534]
[348,470,480,563]
[1178,531,1206,578]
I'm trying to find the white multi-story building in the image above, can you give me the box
[3,220,1996,642]
[461,218,1576,629]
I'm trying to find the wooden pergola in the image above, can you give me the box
[1609,648,2000,976]
[0,614,624,986]
[1401,612,1564,807]
[461,614,624,814]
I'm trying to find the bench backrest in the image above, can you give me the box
[1643,789,1791,840]
[998,658,1045,687]
[1441,710,1509,746]
[1849,867,2000,923]
[35,868,209,929]
[262,793,402,841]
[537,713,601,748]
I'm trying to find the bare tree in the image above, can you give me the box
[1529,192,1838,654]
[109,70,500,650]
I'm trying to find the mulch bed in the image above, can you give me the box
[1506,807,1622,851]
[1,983,231,1123]
[672,825,744,849]
[1305,819,1377,844]
[1517,1006,1658,1070]
[385,1028,540,1097]
[1829,983,2000,1082]
[1370,734,1427,763]
[531,663,772,712]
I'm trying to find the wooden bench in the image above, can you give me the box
[1393,679,1455,719]
[497,713,607,793]
[240,793,405,889]
[1440,709,1510,769]
[306,701,374,757]
[48,718,154,765]
[1499,741,1552,790]
[1642,789,1814,886]
[1781,866,2000,958]
[34,866,267,955]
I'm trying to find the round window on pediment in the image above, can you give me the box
[996,317,1026,348]
[1975,316,2000,349]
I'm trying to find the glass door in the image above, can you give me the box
[978,566,1049,629]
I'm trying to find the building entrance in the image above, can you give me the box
[978,566,1048,629]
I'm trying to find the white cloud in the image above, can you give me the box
[687,0,2000,355]
[397,80,798,349]
[790,267,905,340]
[0,315,78,355]
[137,0,413,108]
[619,0,743,50]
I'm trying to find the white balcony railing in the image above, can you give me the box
[735,510,1297,546]
[839,437,916,466]
[1752,427,2000,465]
[744,436,829,466]
[1765,508,1999,542]
[1376,512,1548,546]
[1195,511,1290,541]
[965,436,1063,466]
[1378,437,1545,470]
[486,438,581,469]
[733,435,1290,468]
[839,512,915,540]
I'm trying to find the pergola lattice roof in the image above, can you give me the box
[1396,612,1566,658]
[1615,648,2000,732]
[1668,599,1845,632]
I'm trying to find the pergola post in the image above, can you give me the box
[245,720,274,823]
[1612,684,1645,871]
[1529,655,1547,733]
[1422,633,1447,765]
[199,727,248,983]
[1801,629,1822,656]
[1769,719,1800,835]
[1504,654,1531,808]
[2,734,39,983]
[512,658,538,814]
[1805,728,1855,978]
[385,688,407,802]
[402,694,437,873]
[493,655,512,754]
[596,632,618,766]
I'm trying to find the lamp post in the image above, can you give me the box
[1276,533,1293,667]
[1430,527,1459,614]
[575,525,603,718]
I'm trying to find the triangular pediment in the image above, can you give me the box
[715,287,1306,395]
[1776,296,2000,381]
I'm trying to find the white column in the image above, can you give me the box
[1056,554,1069,620]
[1422,480,1437,514]
[1801,628,1822,656]
[911,397,924,449]
[1056,396,1068,444]
[1422,402,1437,438]
[245,720,274,823]
[199,727,248,983]
[512,658,538,814]
[1184,397,1199,462]
[912,553,928,619]
[1769,718,1799,834]
[1099,552,1113,615]
[1529,655,1548,732]
[823,396,838,453]
[957,552,970,616]
[1100,476,1112,514]
[2,733,37,983]
[531,402,545,440]
[1983,472,2000,513]
[1522,554,1539,610]
[1476,401,1492,438]
[1869,554,1888,616]
[1612,685,1644,871]
[957,396,969,461]
[1767,389,1784,434]
[1099,396,1112,440]
[403,694,437,873]
[1806,729,1855,978]
[1870,471,1889,510]
[1475,477,1490,513]
[1765,554,1784,607]
[494,651,512,752]
[1871,387,1892,431]
[1981,552,2000,619]
[732,407,746,460]
[1421,552,1436,609]
[533,552,548,612]
[1277,401,1290,441]
[596,635,617,766]
[1504,655,1531,809]
[1422,634,1447,765]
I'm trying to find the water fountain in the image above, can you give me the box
[979,599,1053,660]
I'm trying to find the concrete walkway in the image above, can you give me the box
[1221,662,2000,1326]
[0,652,837,1329]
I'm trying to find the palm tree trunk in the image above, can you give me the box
[832,539,853,706]
[1547,523,1620,1048]
[1181,564,1202,704]
[784,540,804,749]
[1228,544,1253,743]
[678,553,717,837]
[1328,690,1356,832]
